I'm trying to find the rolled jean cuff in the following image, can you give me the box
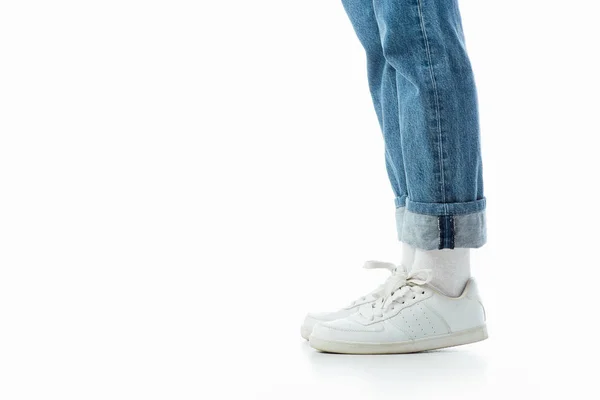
[394,195,408,208]
[395,198,487,250]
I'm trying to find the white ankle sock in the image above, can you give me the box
[411,247,471,297]
[400,242,416,270]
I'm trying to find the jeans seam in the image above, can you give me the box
[437,216,442,249]
[416,0,446,209]
[437,215,456,249]
[449,216,455,249]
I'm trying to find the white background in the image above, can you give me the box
[1,1,599,399]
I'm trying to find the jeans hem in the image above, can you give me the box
[394,195,408,208]
[405,198,486,216]
[395,205,487,250]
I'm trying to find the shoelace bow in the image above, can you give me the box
[358,261,432,320]
[347,261,400,307]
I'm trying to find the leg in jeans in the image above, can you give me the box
[375,0,486,250]
[302,0,488,352]
[345,0,486,250]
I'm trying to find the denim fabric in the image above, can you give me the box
[342,0,486,250]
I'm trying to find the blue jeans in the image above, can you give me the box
[342,0,486,250]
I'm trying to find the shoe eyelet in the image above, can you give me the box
[422,291,425,294]
[413,296,416,299]
[391,291,395,296]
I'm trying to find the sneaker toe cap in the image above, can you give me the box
[310,317,383,341]
[311,314,417,344]
[304,309,354,326]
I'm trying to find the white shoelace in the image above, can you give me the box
[347,261,403,307]
[358,261,432,320]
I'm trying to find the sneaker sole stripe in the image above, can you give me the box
[308,324,488,354]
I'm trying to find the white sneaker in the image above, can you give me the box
[308,263,488,354]
[301,261,408,340]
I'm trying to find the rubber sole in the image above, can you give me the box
[301,325,312,340]
[309,324,488,354]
